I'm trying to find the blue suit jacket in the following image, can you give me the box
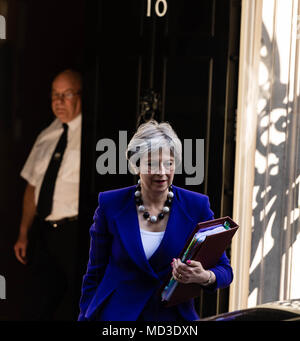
[78,185,233,321]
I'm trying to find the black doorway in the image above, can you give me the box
[80,0,241,318]
[0,0,240,321]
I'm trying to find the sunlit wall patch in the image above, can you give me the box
[0,15,5,40]
[0,275,6,300]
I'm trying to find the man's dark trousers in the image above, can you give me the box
[22,216,83,321]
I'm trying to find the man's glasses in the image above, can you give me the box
[51,90,81,101]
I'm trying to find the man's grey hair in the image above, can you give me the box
[126,120,182,174]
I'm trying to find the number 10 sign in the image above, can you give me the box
[146,0,168,17]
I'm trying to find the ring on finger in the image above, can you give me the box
[178,273,182,279]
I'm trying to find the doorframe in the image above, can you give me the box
[229,0,263,311]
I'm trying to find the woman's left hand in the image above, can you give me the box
[171,258,216,285]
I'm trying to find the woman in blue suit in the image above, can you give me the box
[78,120,233,321]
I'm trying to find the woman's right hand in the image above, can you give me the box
[14,236,28,264]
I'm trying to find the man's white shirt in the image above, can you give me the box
[21,114,82,221]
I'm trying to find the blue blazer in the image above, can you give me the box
[78,185,233,321]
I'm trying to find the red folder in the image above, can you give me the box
[160,216,239,307]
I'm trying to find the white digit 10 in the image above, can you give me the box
[147,0,168,17]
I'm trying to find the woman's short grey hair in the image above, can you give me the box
[126,120,182,174]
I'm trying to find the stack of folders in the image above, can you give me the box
[160,216,239,306]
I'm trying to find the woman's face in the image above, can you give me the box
[139,149,175,195]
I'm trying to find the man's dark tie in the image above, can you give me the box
[37,123,68,219]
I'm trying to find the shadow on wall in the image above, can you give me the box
[249,23,300,305]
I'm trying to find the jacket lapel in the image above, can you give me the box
[113,190,158,279]
[149,190,197,271]
[113,186,198,278]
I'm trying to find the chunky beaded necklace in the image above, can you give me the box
[134,181,174,224]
